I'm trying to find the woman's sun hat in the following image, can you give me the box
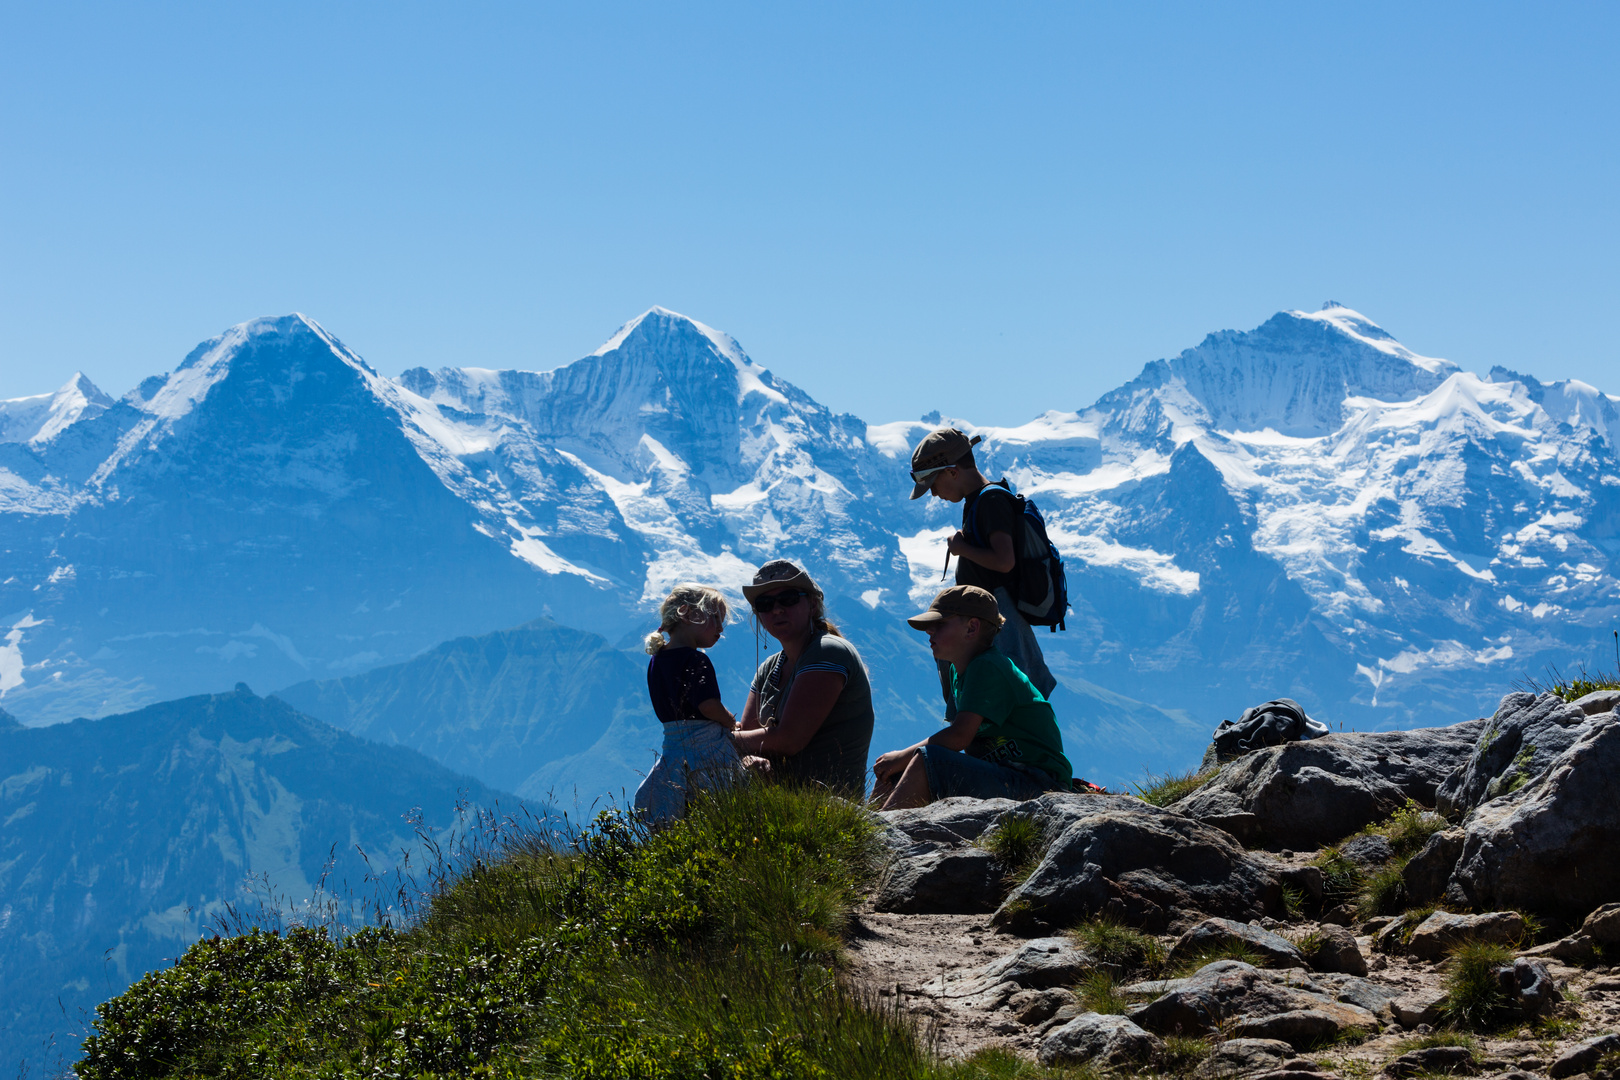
[906,585,1005,631]
[742,558,819,602]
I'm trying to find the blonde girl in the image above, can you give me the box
[634,583,743,822]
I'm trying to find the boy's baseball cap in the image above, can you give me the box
[909,428,981,499]
[907,585,1005,631]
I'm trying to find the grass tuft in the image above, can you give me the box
[1313,848,1368,908]
[1071,916,1167,976]
[1442,940,1516,1031]
[1159,1034,1212,1072]
[980,813,1045,887]
[1077,969,1129,1014]
[1132,768,1216,807]
[1394,1029,1478,1054]
[1516,662,1620,703]
[1359,862,1409,918]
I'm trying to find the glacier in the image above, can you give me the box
[0,302,1616,792]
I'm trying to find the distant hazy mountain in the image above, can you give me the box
[0,685,512,1073]
[273,614,1203,804]
[1,303,1616,784]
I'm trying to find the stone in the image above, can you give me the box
[1373,915,1411,955]
[1496,957,1558,1019]
[1548,1033,1620,1079]
[1308,972,1402,1021]
[1519,902,1620,964]
[1009,986,1076,1025]
[1230,1009,1349,1044]
[1172,722,1485,849]
[1446,715,1620,919]
[1573,689,1620,717]
[1339,833,1395,869]
[1193,1039,1294,1079]
[1384,1046,1475,1078]
[877,796,1020,845]
[1390,988,1448,1026]
[1437,692,1590,818]
[1406,911,1527,960]
[872,845,1003,914]
[1037,1012,1162,1068]
[1401,828,1465,906]
[1126,960,1378,1048]
[928,936,1093,999]
[1306,924,1368,976]
[1171,916,1307,968]
[992,793,1282,933]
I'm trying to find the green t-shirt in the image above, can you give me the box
[951,650,1072,788]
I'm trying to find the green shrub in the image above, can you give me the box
[981,813,1045,886]
[1442,940,1516,1031]
[1312,848,1368,908]
[1364,801,1448,860]
[1358,862,1408,918]
[1132,769,1215,807]
[1071,916,1167,976]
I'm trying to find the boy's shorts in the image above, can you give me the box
[919,744,1056,802]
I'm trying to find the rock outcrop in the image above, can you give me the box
[1170,722,1484,849]
[1436,692,1591,817]
[1446,714,1620,918]
[991,794,1282,932]
[1125,961,1379,1049]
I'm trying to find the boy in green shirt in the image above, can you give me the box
[871,585,1073,810]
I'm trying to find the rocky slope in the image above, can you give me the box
[858,688,1620,1077]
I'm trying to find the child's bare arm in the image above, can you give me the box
[697,696,734,727]
[947,529,1016,573]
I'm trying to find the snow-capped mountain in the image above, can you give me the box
[1,304,1615,783]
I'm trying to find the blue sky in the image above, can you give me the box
[1,2,1615,425]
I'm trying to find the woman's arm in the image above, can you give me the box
[736,691,763,731]
[730,670,845,756]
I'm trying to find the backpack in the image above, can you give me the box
[968,482,1070,631]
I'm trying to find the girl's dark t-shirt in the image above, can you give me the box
[647,647,722,724]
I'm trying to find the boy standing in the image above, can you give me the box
[909,427,1057,715]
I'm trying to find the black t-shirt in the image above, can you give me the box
[957,481,1021,594]
[749,634,874,796]
[647,647,722,724]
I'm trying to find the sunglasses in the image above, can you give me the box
[751,589,808,614]
[910,465,951,484]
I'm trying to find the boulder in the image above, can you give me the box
[1401,828,1464,906]
[1192,1039,1294,1079]
[926,936,1093,999]
[1390,988,1448,1026]
[1384,1046,1475,1078]
[1519,901,1620,964]
[1308,972,1400,1020]
[1338,833,1395,869]
[1497,957,1558,1019]
[1572,689,1620,717]
[1037,1012,1162,1068]
[1008,987,1077,1025]
[1437,692,1590,818]
[1548,1033,1620,1079]
[878,796,1020,845]
[1406,910,1527,960]
[1446,714,1620,919]
[1126,960,1378,1048]
[1305,925,1368,976]
[872,844,1003,914]
[1171,722,1485,849]
[992,793,1281,932]
[1170,917,1306,968]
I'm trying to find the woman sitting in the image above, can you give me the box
[731,560,874,796]
[872,585,1072,810]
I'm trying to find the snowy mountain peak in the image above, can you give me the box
[592,306,747,367]
[0,372,113,445]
